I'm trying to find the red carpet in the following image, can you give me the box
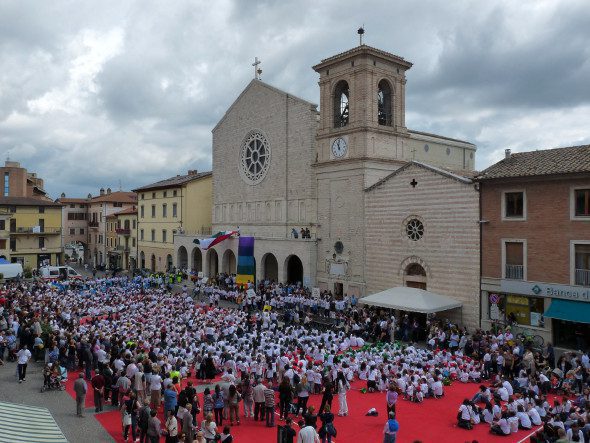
[65,373,541,442]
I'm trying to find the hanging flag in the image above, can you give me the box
[193,230,238,250]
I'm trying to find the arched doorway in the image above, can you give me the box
[140,251,145,269]
[221,249,236,274]
[207,249,218,277]
[404,263,427,289]
[192,248,202,273]
[285,255,303,285]
[177,246,188,269]
[150,254,156,272]
[166,254,173,271]
[262,253,278,282]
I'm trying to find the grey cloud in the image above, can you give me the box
[1,0,589,197]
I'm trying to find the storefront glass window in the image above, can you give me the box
[553,319,590,350]
[488,293,545,328]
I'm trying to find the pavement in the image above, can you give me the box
[0,360,114,443]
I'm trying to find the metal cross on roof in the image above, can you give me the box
[252,57,262,80]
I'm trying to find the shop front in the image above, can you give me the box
[481,278,590,351]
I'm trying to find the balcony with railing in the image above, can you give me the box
[11,227,61,235]
[88,221,99,229]
[575,268,590,286]
[115,245,130,253]
[115,228,131,235]
[505,264,524,280]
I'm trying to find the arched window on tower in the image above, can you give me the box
[377,79,392,126]
[333,80,349,128]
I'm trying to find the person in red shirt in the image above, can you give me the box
[91,372,106,413]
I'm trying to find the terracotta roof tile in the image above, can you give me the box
[0,197,63,207]
[132,171,212,192]
[478,145,590,180]
[90,191,137,203]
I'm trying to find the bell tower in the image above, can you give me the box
[313,44,412,163]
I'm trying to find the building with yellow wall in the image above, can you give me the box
[0,197,63,269]
[0,208,11,261]
[133,170,212,272]
[115,206,137,271]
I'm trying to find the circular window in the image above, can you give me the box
[446,147,451,156]
[334,241,344,254]
[240,131,271,185]
[406,218,424,241]
[424,144,429,152]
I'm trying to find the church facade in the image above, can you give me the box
[174,44,480,327]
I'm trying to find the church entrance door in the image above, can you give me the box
[285,255,303,285]
[263,253,278,282]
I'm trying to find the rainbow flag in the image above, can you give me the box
[236,236,255,288]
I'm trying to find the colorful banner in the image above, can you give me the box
[193,230,238,250]
[236,236,255,288]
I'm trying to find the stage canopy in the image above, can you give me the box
[358,286,462,314]
[0,401,67,443]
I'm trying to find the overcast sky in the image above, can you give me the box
[1,0,589,198]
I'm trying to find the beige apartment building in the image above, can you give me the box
[87,188,136,268]
[56,194,89,256]
[133,170,212,272]
[0,160,63,269]
[0,208,11,261]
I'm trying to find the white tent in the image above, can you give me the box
[0,401,67,443]
[358,286,462,314]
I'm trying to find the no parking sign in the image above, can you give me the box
[489,293,500,304]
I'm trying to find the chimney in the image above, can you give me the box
[106,187,112,195]
[505,149,512,159]
[188,169,198,176]
[100,188,105,196]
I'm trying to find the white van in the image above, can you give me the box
[40,266,82,280]
[0,263,24,279]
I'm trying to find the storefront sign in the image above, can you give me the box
[501,280,590,302]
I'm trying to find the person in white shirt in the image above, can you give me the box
[16,345,32,383]
[516,405,532,429]
[527,403,542,426]
[491,412,512,436]
[507,411,519,433]
[297,423,320,443]
[457,399,473,429]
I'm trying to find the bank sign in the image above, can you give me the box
[501,280,590,302]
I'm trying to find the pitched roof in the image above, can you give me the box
[90,191,137,203]
[365,161,472,192]
[478,145,590,180]
[132,171,212,192]
[313,44,413,71]
[114,206,137,216]
[0,196,63,207]
[56,198,88,204]
[212,80,318,133]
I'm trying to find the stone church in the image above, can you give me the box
[175,44,480,328]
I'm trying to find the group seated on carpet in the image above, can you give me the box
[457,387,590,441]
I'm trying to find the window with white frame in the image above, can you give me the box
[572,242,590,286]
[571,187,590,219]
[502,190,526,220]
[502,239,526,280]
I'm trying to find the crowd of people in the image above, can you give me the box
[0,271,588,443]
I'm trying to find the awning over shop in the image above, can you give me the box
[0,401,67,443]
[544,299,590,324]
[358,286,463,314]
